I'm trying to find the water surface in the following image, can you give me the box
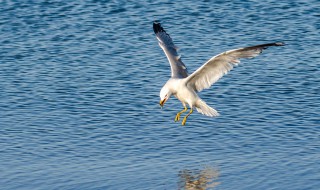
[0,0,319,189]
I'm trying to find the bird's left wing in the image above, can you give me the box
[185,42,285,92]
[153,22,188,78]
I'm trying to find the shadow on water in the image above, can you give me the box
[178,166,220,190]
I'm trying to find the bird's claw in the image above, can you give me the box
[181,108,192,126]
[182,117,187,126]
[174,114,180,122]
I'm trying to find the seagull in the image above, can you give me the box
[153,21,284,125]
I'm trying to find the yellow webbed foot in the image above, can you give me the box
[175,105,188,122]
[182,117,187,125]
[175,113,180,122]
[181,108,193,126]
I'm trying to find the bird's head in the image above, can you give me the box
[159,86,172,108]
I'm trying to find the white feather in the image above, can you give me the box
[185,43,284,92]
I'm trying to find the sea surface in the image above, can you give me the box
[0,0,319,189]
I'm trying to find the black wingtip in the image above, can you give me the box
[153,21,164,34]
[251,42,286,50]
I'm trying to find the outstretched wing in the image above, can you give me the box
[185,42,285,92]
[153,22,188,78]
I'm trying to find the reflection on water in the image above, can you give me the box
[178,166,220,190]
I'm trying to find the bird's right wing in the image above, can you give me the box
[153,22,188,78]
[185,42,285,92]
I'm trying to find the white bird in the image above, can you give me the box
[153,21,284,125]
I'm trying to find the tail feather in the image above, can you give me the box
[196,99,219,117]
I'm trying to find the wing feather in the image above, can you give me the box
[153,22,188,78]
[185,42,285,92]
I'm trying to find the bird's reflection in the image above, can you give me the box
[178,166,220,190]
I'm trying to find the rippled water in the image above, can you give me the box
[0,0,319,189]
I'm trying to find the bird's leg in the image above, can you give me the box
[175,104,188,122]
[182,108,193,126]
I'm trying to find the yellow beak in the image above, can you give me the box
[159,98,166,107]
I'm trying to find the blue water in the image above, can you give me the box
[0,0,319,189]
